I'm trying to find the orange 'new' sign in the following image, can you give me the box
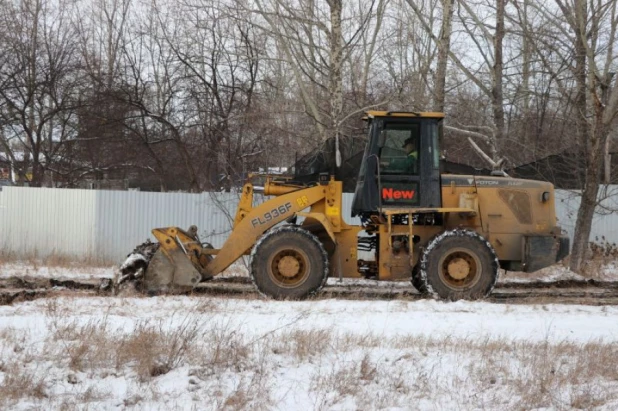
[382,187,415,200]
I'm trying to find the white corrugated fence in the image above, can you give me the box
[0,186,616,262]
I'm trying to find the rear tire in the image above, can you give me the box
[420,230,498,300]
[411,264,426,293]
[251,225,329,299]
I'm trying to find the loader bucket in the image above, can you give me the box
[143,247,202,293]
[116,226,212,293]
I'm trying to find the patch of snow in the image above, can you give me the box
[119,253,147,270]
[2,259,618,409]
[500,263,618,283]
[0,262,113,279]
[601,262,618,280]
[1,295,618,409]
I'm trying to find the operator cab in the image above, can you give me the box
[351,111,444,218]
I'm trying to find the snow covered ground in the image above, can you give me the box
[0,262,112,280]
[0,262,618,409]
[0,261,249,281]
[1,259,617,283]
[1,294,618,409]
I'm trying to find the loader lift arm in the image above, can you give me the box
[122,176,350,296]
[203,183,328,277]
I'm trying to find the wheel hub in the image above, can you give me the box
[277,255,300,278]
[438,248,482,290]
[447,257,470,280]
[269,248,309,287]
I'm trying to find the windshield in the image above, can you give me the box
[379,124,420,175]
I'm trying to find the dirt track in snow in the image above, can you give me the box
[2,275,618,306]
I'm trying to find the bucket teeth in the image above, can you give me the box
[115,240,160,288]
[116,230,207,293]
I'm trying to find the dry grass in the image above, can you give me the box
[502,240,618,283]
[0,249,114,268]
[10,301,272,409]
[44,304,206,382]
[583,240,618,277]
[0,247,17,265]
[1,299,617,409]
[304,332,618,409]
[466,338,618,409]
[0,329,50,404]
[0,361,48,402]
[271,329,332,361]
[42,252,114,268]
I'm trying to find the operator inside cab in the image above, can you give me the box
[383,133,419,175]
[401,136,418,174]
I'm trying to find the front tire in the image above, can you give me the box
[250,225,329,299]
[420,230,498,300]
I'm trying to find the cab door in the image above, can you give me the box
[378,119,441,208]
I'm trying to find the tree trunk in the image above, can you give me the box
[569,0,593,273]
[328,0,343,143]
[30,158,44,187]
[492,0,506,152]
[433,0,454,113]
[604,138,611,184]
[570,138,603,272]
[518,0,532,146]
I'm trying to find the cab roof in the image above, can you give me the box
[363,110,445,120]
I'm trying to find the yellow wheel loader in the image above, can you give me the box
[118,111,570,300]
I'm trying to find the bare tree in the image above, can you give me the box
[0,0,81,186]
[522,0,618,272]
[379,0,437,111]
[434,0,455,113]
[347,0,389,108]
[405,0,510,171]
[76,0,132,88]
[118,3,203,192]
[243,0,387,152]
[156,0,266,190]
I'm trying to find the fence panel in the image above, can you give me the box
[0,186,616,262]
[94,190,242,261]
[0,187,96,258]
[555,188,618,245]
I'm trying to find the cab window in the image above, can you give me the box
[379,124,420,175]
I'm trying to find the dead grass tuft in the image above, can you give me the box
[79,384,109,403]
[0,327,29,356]
[589,239,618,262]
[117,317,203,381]
[0,247,17,265]
[583,240,618,277]
[0,361,48,404]
[223,387,248,409]
[359,353,377,381]
[199,318,250,372]
[45,305,204,381]
[311,354,372,407]
[467,338,618,409]
[272,329,332,361]
[0,250,113,269]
